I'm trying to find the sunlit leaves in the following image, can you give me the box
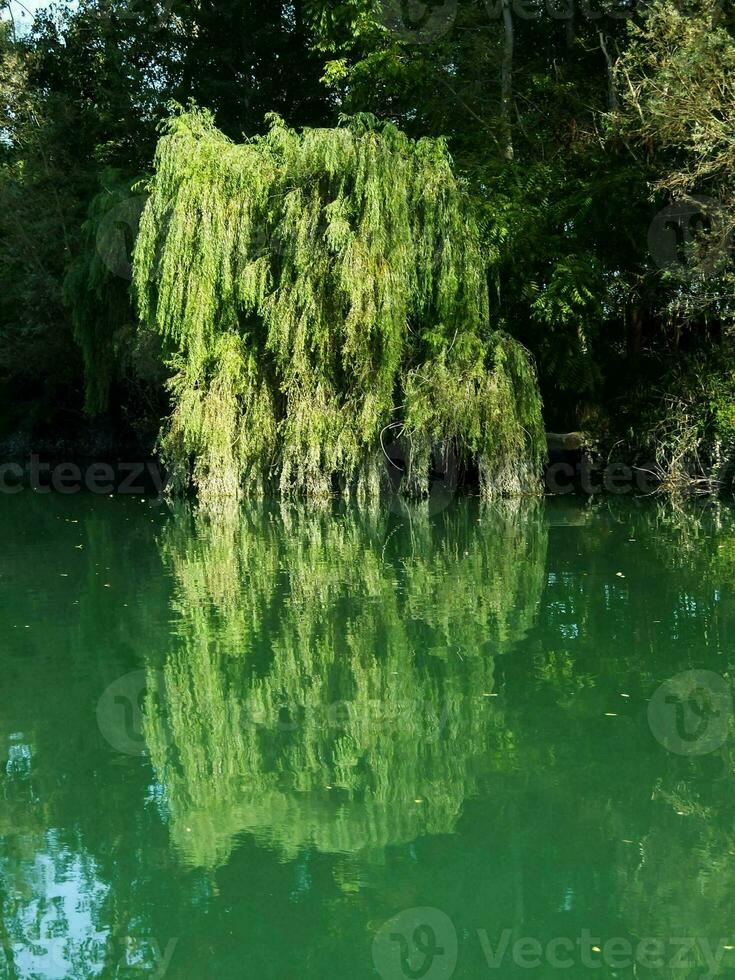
[134,108,545,499]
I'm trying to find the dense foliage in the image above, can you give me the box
[132,109,544,498]
[146,499,546,866]
[1,0,734,491]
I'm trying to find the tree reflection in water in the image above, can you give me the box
[144,500,548,868]
[4,496,735,977]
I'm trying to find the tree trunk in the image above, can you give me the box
[627,307,643,360]
[599,32,618,111]
[501,0,514,161]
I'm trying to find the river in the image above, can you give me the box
[2,493,734,978]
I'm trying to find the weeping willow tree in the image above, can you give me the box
[132,108,545,500]
[142,500,547,868]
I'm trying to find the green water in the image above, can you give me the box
[3,493,735,979]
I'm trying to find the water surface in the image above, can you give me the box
[2,493,735,978]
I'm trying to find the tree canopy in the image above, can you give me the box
[1,0,735,491]
[131,108,545,499]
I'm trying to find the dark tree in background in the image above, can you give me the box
[0,0,734,487]
[0,0,331,441]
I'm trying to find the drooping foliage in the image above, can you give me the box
[626,350,735,492]
[144,500,547,867]
[617,1,735,205]
[617,0,735,314]
[613,1,735,487]
[133,108,545,499]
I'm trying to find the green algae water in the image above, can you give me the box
[3,493,735,979]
